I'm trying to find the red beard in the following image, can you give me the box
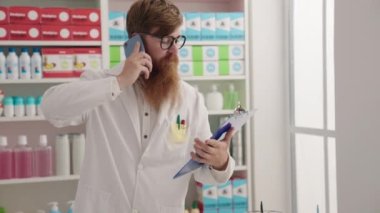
[138,53,180,111]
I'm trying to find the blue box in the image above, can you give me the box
[185,12,201,40]
[197,183,218,209]
[233,207,248,213]
[109,11,127,41]
[232,179,248,208]
[230,12,245,40]
[218,180,233,208]
[216,13,231,40]
[201,13,216,40]
[204,209,218,213]
[219,208,233,213]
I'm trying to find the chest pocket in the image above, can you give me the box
[166,113,190,151]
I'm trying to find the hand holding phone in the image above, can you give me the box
[117,34,152,88]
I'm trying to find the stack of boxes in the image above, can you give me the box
[0,6,101,41]
[196,178,248,213]
[178,45,245,76]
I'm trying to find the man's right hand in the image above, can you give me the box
[117,42,153,88]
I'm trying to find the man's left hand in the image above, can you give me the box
[191,128,234,171]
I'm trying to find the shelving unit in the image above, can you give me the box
[0,0,253,212]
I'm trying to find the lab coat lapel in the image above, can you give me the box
[120,86,141,144]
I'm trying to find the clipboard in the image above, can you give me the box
[173,110,255,179]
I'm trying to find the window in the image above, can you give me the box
[290,0,337,212]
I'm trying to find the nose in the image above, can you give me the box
[167,43,179,54]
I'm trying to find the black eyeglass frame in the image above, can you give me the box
[139,32,187,50]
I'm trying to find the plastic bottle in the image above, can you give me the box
[14,135,33,178]
[0,89,4,102]
[3,96,14,118]
[0,136,13,179]
[19,48,31,79]
[14,96,25,117]
[48,202,61,213]
[206,84,223,111]
[55,134,70,176]
[72,134,85,175]
[35,135,53,177]
[36,96,43,116]
[31,47,42,79]
[223,83,239,109]
[0,48,6,80]
[190,201,200,213]
[25,96,36,117]
[67,201,74,213]
[6,47,18,80]
[192,85,205,103]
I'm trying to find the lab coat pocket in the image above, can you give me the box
[160,205,184,213]
[167,123,190,152]
[76,185,112,212]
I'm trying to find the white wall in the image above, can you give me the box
[335,0,380,212]
[250,0,292,212]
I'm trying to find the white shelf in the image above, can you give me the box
[182,75,246,81]
[235,165,248,171]
[0,175,80,185]
[0,78,79,84]
[0,116,45,122]
[0,41,102,46]
[109,40,245,46]
[208,110,234,115]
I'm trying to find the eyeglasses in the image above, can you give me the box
[140,32,187,50]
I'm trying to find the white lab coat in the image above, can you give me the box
[41,63,235,213]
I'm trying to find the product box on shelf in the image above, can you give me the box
[178,45,192,61]
[228,60,244,75]
[0,25,8,40]
[9,6,40,25]
[219,45,245,60]
[232,178,248,209]
[196,182,218,211]
[185,12,201,40]
[178,61,194,76]
[71,26,101,41]
[230,12,245,40]
[218,180,233,209]
[9,25,40,40]
[216,13,231,40]
[71,8,100,26]
[73,48,102,75]
[0,7,9,24]
[41,25,71,40]
[42,48,74,78]
[109,45,126,63]
[202,46,219,61]
[40,8,71,25]
[201,13,216,40]
[109,11,127,41]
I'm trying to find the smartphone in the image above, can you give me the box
[124,34,145,58]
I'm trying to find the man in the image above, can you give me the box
[41,0,235,212]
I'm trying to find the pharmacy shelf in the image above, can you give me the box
[182,75,246,81]
[235,165,248,171]
[0,78,79,84]
[109,40,245,46]
[0,41,102,46]
[208,110,234,115]
[0,175,80,186]
[0,116,45,122]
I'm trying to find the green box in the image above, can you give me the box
[219,60,229,75]
[110,61,120,68]
[219,45,229,60]
[192,46,203,61]
[193,61,204,76]
[110,45,122,62]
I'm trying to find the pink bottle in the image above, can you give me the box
[14,135,33,178]
[34,135,53,177]
[0,136,13,179]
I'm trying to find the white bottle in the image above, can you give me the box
[31,47,42,79]
[25,96,36,117]
[19,48,31,79]
[193,84,205,103]
[0,48,6,80]
[6,47,19,80]
[67,201,74,213]
[35,135,53,177]
[3,96,14,118]
[14,96,25,117]
[206,84,223,110]
[36,96,43,116]
[48,202,61,213]
[55,134,70,176]
[72,133,85,175]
